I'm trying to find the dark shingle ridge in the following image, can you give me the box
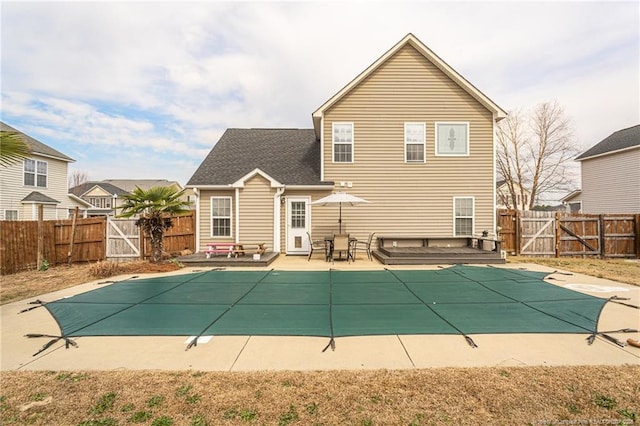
[1,121,74,162]
[187,128,324,186]
[22,191,60,203]
[69,181,129,197]
[576,124,640,160]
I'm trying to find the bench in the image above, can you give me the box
[231,242,266,257]
[204,243,235,258]
[377,235,501,252]
[376,236,430,248]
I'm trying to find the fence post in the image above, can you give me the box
[554,212,561,258]
[37,204,44,269]
[635,214,640,259]
[67,207,79,264]
[598,214,605,259]
[515,209,521,256]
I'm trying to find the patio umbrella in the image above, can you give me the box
[311,191,370,234]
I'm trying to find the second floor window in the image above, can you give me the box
[405,123,425,162]
[332,123,353,163]
[24,159,47,187]
[436,122,469,156]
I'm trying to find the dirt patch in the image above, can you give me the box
[1,366,638,425]
[1,261,182,305]
[508,257,640,287]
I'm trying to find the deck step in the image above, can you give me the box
[372,250,505,265]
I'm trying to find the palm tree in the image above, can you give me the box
[118,186,192,263]
[0,130,31,166]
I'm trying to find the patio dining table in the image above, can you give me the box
[324,236,358,262]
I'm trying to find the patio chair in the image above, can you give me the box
[307,232,328,261]
[353,232,375,261]
[331,234,352,263]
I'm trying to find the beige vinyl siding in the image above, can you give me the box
[0,154,73,220]
[321,44,495,238]
[238,175,275,249]
[581,148,640,213]
[198,189,235,250]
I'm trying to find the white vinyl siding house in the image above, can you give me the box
[571,125,640,214]
[1,122,90,220]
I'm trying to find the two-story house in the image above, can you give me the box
[0,121,91,220]
[187,34,506,255]
[562,125,639,214]
[496,179,531,211]
[69,179,192,216]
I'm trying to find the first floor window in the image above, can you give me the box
[454,197,474,236]
[436,122,469,156]
[211,197,232,237]
[24,159,48,187]
[333,122,353,163]
[4,210,18,220]
[405,122,425,162]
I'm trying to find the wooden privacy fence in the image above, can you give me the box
[1,212,195,275]
[1,217,106,275]
[497,209,640,258]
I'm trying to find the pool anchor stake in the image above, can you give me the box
[25,333,78,356]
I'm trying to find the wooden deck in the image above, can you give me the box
[373,235,505,265]
[179,251,280,267]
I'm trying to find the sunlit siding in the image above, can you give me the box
[238,175,275,249]
[321,44,496,238]
[198,189,235,250]
[581,149,640,213]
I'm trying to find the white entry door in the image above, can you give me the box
[286,197,310,254]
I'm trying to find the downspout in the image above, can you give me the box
[193,188,200,252]
[235,187,240,244]
[492,115,497,235]
[273,187,285,253]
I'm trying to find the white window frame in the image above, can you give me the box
[24,158,48,188]
[404,122,426,163]
[332,122,354,163]
[435,122,470,156]
[3,210,19,220]
[210,196,232,237]
[453,196,474,237]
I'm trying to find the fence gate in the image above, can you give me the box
[520,211,556,256]
[106,218,140,262]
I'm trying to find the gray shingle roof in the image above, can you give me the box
[1,121,74,162]
[69,182,129,197]
[187,129,327,186]
[22,191,60,204]
[102,179,182,192]
[576,124,640,160]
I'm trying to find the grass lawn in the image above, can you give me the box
[1,257,639,425]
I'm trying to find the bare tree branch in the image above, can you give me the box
[496,101,579,209]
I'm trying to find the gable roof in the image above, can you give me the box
[1,121,74,162]
[102,179,182,192]
[575,124,640,161]
[312,33,507,138]
[21,191,60,204]
[187,129,327,187]
[69,182,129,198]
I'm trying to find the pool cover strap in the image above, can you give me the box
[386,268,478,348]
[186,269,273,350]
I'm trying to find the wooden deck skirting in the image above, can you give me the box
[374,235,504,265]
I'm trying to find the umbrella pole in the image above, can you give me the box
[339,203,342,234]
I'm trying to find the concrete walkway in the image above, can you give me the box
[2,256,639,371]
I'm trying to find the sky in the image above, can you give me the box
[1,1,639,203]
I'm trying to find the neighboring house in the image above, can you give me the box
[68,181,129,216]
[496,179,531,210]
[69,179,193,216]
[567,125,639,214]
[187,33,507,254]
[560,189,582,213]
[0,121,91,220]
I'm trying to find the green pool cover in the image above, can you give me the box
[34,265,614,351]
